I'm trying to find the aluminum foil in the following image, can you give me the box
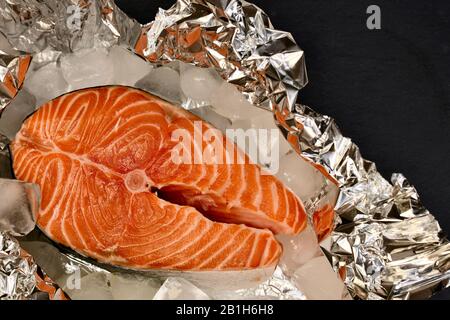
[0,33,31,112]
[136,0,307,112]
[221,267,306,300]
[0,0,140,53]
[292,106,450,299]
[0,0,448,300]
[0,231,35,299]
[0,0,140,110]
[0,230,67,300]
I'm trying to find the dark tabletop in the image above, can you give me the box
[115,0,450,300]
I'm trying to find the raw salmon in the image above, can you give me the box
[11,86,306,271]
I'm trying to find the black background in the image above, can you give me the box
[115,0,450,300]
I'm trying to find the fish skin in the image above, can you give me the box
[11,86,307,271]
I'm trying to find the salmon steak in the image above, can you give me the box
[11,86,307,271]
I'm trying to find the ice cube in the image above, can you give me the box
[211,82,261,121]
[232,112,292,156]
[109,46,153,87]
[232,110,276,130]
[276,151,325,201]
[135,67,182,103]
[0,89,36,139]
[210,81,294,163]
[278,137,294,157]
[110,273,160,300]
[63,272,113,300]
[229,111,277,160]
[153,277,210,300]
[23,62,68,107]
[180,65,222,103]
[293,256,346,300]
[190,106,232,133]
[277,225,321,276]
[226,112,290,173]
[60,48,115,91]
[0,179,39,236]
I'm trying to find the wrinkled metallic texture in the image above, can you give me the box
[293,106,450,299]
[233,267,306,300]
[0,232,36,299]
[0,34,31,112]
[136,0,307,112]
[0,0,140,53]
[0,231,66,299]
[0,0,140,110]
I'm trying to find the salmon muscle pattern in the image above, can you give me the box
[11,86,307,271]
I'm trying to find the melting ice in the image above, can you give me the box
[0,89,36,139]
[0,179,39,236]
[153,277,210,300]
[135,66,182,103]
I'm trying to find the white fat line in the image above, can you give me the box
[126,210,198,260]
[270,180,279,216]
[70,171,93,251]
[120,206,191,249]
[245,233,260,268]
[197,226,245,268]
[218,229,254,269]
[118,204,181,248]
[171,224,228,268]
[17,135,124,181]
[43,159,67,227]
[254,167,263,209]
[96,102,164,144]
[280,183,289,224]
[109,89,138,111]
[259,235,274,266]
[62,167,86,249]
[40,159,65,234]
[78,168,105,248]
[59,163,80,247]
[55,91,97,135]
[231,162,246,208]
[149,219,213,267]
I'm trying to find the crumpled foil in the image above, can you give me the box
[0,0,448,300]
[0,0,140,53]
[0,0,140,110]
[0,33,31,112]
[0,231,67,300]
[136,0,307,112]
[292,106,450,299]
[233,267,306,300]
